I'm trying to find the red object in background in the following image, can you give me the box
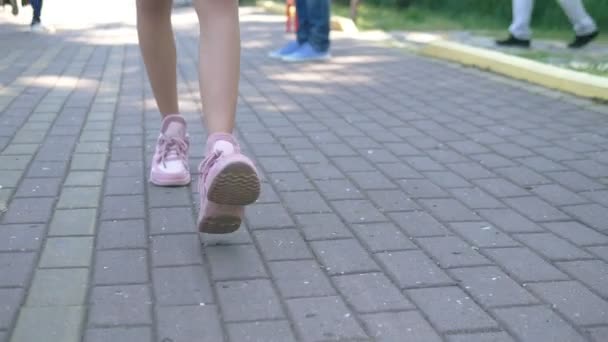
[286,0,298,32]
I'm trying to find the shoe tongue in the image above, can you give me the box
[161,115,186,138]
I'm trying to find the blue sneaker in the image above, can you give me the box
[282,43,331,63]
[268,41,301,59]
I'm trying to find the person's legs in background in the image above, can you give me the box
[137,0,191,186]
[269,0,310,59]
[30,0,42,25]
[282,0,331,62]
[496,0,533,47]
[557,0,599,48]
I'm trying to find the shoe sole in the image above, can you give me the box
[199,213,242,234]
[207,161,260,206]
[149,172,191,187]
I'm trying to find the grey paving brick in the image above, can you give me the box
[419,198,480,221]
[448,162,496,179]
[11,306,84,342]
[151,234,202,266]
[246,203,294,229]
[349,171,397,190]
[0,252,36,287]
[39,237,94,268]
[514,233,593,260]
[399,179,449,198]
[407,286,498,332]
[216,279,284,321]
[562,204,608,232]
[589,245,608,262]
[85,327,153,342]
[406,156,446,171]
[253,229,312,261]
[0,171,22,188]
[206,244,266,280]
[0,224,43,252]
[313,178,363,200]
[286,296,367,342]
[49,209,97,236]
[472,178,529,198]
[478,208,544,233]
[14,178,61,198]
[424,171,472,189]
[495,166,551,186]
[377,162,422,180]
[282,191,331,213]
[503,196,570,221]
[450,266,538,307]
[149,207,196,234]
[301,162,344,180]
[26,161,68,178]
[447,332,515,342]
[1,144,39,155]
[531,184,588,206]
[580,189,608,207]
[269,172,314,192]
[417,236,491,268]
[258,156,299,172]
[56,187,101,209]
[586,326,608,342]
[147,185,193,207]
[153,265,213,305]
[449,221,520,248]
[367,189,420,212]
[104,177,144,195]
[557,260,608,297]
[101,195,145,220]
[268,260,335,298]
[70,153,108,170]
[27,268,88,306]
[89,284,152,326]
[450,187,505,210]
[97,219,146,249]
[227,320,297,342]
[0,288,22,329]
[2,197,55,223]
[470,153,516,168]
[332,199,387,223]
[448,140,491,154]
[333,272,413,313]
[352,222,417,252]
[157,305,223,342]
[527,280,608,325]
[0,330,5,342]
[485,247,568,282]
[493,306,586,342]
[389,211,450,237]
[94,249,148,285]
[361,311,442,342]
[294,213,352,241]
[107,161,144,177]
[311,239,379,275]
[376,250,453,288]
[546,171,605,192]
[332,156,376,172]
[64,171,104,187]
[543,221,608,246]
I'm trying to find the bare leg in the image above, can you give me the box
[136,0,179,116]
[193,0,240,134]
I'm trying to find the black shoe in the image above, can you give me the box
[496,34,531,48]
[568,30,599,48]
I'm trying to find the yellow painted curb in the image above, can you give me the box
[421,40,608,101]
[257,1,358,33]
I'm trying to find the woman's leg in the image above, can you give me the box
[193,0,240,134]
[194,0,260,234]
[137,0,191,187]
[136,0,179,116]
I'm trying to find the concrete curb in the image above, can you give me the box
[420,40,608,101]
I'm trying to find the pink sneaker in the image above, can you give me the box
[149,115,191,186]
[198,133,261,234]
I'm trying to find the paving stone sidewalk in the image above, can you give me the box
[1,5,608,342]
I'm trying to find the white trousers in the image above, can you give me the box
[509,0,597,39]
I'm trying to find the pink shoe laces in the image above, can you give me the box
[198,150,223,191]
[156,135,190,169]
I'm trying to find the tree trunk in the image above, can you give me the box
[350,0,360,22]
